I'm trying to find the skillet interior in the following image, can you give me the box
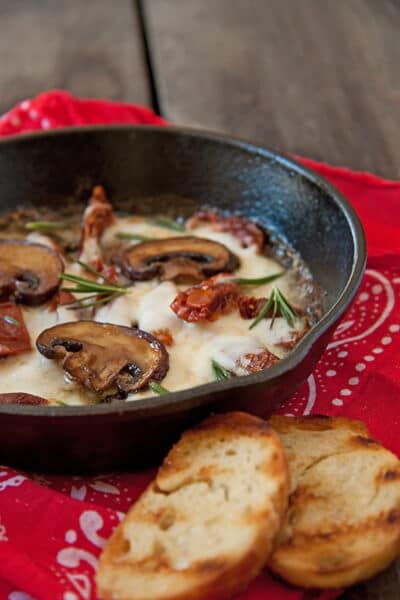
[0,126,365,472]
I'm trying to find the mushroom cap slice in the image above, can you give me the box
[120,236,239,283]
[0,392,49,406]
[36,321,169,398]
[0,240,63,306]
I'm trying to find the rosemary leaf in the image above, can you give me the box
[60,273,127,294]
[66,294,121,311]
[154,217,186,233]
[55,400,68,406]
[3,314,20,326]
[249,295,274,330]
[60,287,106,294]
[59,271,127,311]
[211,359,231,381]
[232,272,284,286]
[60,293,99,304]
[274,288,297,328]
[76,260,117,285]
[249,287,297,330]
[25,221,65,231]
[115,232,152,241]
[149,381,170,395]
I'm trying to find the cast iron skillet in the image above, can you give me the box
[0,126,366,472]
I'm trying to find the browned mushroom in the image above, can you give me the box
[36,321,169,398]
[0,240,63,305]
[120,236,239,284]
[0,392,49,406]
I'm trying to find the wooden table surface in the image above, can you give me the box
[1,1,399,597]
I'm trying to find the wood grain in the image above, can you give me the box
[144,0,400,178]
[342,559,400,600]
[0,0,150,114]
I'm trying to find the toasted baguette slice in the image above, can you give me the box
[97,412,289,600]
[268,415,400,589]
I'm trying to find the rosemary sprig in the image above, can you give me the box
[60,288,104,294]
[60,273,127,294]
[25,221,65,232]
[232,272,284,286]
[154,217,186,233]
[76,260,117,285]
[3,314,20,326]
[211,359,231,381]
[249,287,297,330]
[59,272,127,311]
[149,381,170,395]
[115,232,152,241]
[62,293,122,311]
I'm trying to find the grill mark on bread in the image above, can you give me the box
[196,559,227,573]
[373,468,400,488]
[269,415,369,434]
[352,435,381,448]
[193,411,273,436]
[158,508,176,531]
[387,510,400,524]
[383,470,400,482]
[268,415,400,590]
[279,511,400,544]
[155,469,228,496]
[295,449,363,484]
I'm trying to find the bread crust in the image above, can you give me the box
[97,412,289,600]
[268,415,400,589]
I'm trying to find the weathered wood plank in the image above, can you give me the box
[0,0,150,113]
[342,561,400,600]
[146,9,399,598]
[144,0,400,178]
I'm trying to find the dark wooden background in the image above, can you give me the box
[0,1,399,597]
[0,0,399,178]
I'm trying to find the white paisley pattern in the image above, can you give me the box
[282,268,399,416]
[0,267,399,600]
[56,510,110,600]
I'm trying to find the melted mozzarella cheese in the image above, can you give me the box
[136,282,183,333]
[0,305,94,405]
[102,218,184,248]
[0,219,309,405]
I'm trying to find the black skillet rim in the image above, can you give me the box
[0,124,367,417]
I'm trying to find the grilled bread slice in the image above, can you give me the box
[268,415,400,589]
[97,412,289,600]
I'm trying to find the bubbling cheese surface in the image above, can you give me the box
[0,219,308,405]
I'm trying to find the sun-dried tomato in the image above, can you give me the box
[237,295,266,319]
[79,186,115,260]
[187,210,265,253]
[235,348,279,374]
[186,210,220,229]
[48,290,76,312]
[90,257,119,283]
[217,216,265,253]
[0,302,32,357]
[275,323,309,350]
[171,278,239,322]
[151,328,174,346]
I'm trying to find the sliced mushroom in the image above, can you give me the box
[0,393,49,406]
[0,240,63,305]
[120,236,239,283]
[36,321,169,398]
